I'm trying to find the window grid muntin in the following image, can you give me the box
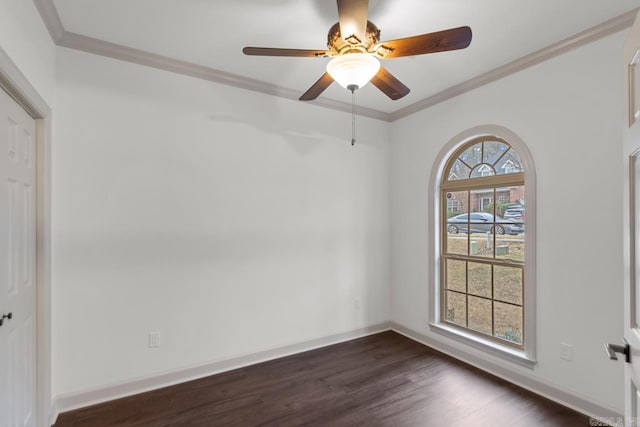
[442,258,525,348]
[445,137,523,182]
[443,189,524,261]
[441,138,525,349]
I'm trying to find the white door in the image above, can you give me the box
[0,87,37,427]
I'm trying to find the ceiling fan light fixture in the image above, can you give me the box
[326,53,380,90]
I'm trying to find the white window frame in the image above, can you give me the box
[447,198,461,213]
[478,164,493,177]
[427,125,537,369]
[480,196,493,211]
[503,160,516,174]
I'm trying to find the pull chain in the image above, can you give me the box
[351,89,356,146]
[348,84,357,146]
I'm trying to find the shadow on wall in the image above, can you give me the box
[206,112,325,156]
[60,47,387,155]
[205,91,386,154]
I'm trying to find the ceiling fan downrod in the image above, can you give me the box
[348,84,358,146]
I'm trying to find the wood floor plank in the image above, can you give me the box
[54,331,591,426]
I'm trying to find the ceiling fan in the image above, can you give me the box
[243,0,472,102]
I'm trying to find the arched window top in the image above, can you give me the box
[446,139,523,182]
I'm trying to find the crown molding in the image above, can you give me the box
[389,8,639,122]
[56,31,390,122]
[0,45,50,118]
[32,0,64,43]
[33,0,638,122]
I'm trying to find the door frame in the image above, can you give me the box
[0,46,53,427]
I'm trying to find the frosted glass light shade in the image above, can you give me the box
[326,53,380,90]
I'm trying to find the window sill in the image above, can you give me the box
[428,322,536,370]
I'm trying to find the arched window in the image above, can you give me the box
[429,126,536,367]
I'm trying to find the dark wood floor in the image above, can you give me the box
[54,331,590,426]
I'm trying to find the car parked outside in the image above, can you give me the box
[503,204,525,222]
[447,212,524,235]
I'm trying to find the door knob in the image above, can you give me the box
[0,312,12,326]
[605,338,631,363]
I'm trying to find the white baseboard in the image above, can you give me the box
[390,322,622,422]
[52,322,621,426]
[51,322,391,423]
[48,399,57,427]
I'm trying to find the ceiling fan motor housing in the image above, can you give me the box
[327,21,381,55]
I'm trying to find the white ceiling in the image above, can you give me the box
[51,0,640,114]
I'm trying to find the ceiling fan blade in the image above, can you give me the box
[299,73,334,101]
[243,47,330,58]
[376,26,472,58]
[370,67,410,100]
[337,0,369,44]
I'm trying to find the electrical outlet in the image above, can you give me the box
[149,331,161,348]
[354,297,362,310]
[560,343,572,361]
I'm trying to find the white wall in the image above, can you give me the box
[390,31,626,412]
[53,47,390,396]
[51,16,627,415]
[0,0,56,105]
